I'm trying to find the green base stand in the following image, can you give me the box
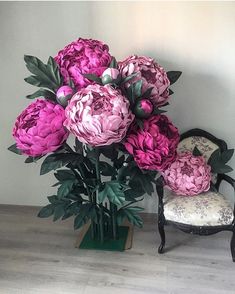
[76,224,132,252]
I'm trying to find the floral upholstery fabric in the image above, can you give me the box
[177,136,219,162]
[164,190,234,226]
[177,136,219,183]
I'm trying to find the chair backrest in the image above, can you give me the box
[177,128,228,185]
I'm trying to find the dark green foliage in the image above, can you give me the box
[208,149,234,174]
[167,71,182,85]
[98,181,128,205]
[40,153,84,175]
[83,74,102,84]
[24,55,62,91]
[109,57,118,69]
[26,88,56,101]
[117,206,144,228]
[192,146,202,156]
[74,203,97,229]
[8,144,22,155]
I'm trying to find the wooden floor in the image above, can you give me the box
[0,205,234,294]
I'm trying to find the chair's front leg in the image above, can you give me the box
[156,177,166,254]
[230,231,235,262]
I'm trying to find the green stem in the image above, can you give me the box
[94,148,105,242]
[110,202,117,240]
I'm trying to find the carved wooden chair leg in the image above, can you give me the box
[230,230,235,262]
[158,222,165,254]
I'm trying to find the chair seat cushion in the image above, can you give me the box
[164,190,234,226]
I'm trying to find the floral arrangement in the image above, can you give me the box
[9,38,183,243]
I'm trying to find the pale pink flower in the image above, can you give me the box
[162,152,212,196]
[64,84,134,146]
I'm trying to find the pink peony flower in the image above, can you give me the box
[55,38,112,89]
[162,152,212,196]
[125,115,179,171]
[64,84,134,146]
[118,55,170,107]
[13,99,68,157]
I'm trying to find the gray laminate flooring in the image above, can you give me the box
[0,205,234,294]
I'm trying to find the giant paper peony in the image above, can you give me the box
[162,152,211,196]
[118,55,170,107]
[55,38,112,89]
[125,115,179,171]
[64,84,134,146]
[13,99,68,157]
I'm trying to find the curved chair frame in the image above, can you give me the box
[156,128,235,261]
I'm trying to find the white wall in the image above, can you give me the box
[0,2,235,212]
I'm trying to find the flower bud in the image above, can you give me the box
[133,99,153,118]
[101,68,121,85]
[56,86,74,107]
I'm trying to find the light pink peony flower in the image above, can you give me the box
[64,84,134,146]
[55,38,112,89]
[118,55,170,107]
[162,152,211,196]
[125,115,179,171]
[13,99,68,157]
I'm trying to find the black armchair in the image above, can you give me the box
[156,128,235,261]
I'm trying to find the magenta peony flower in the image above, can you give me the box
[118,55,170,107]
[125,115,179,171]
[55,38,112,89]
[13,99,68,157]
[64,84,134,146]
[162,152,212,196]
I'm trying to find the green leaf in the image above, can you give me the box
[8,144,22,155]
[57,180,75,198]
[74,203,94,230]
[47,56,62,86]
[192,146,202,157]
[37,204,55,218]
[122,72,138,84]
[99,161,117,176]
[167,71,182,85]
[99,145,118,161]
[212,164,233,174]
[133,80,143,98]
[54,169,76,181]
[109,56,118,69]
[117,206,143,227]
[169,89,174,95]
[53,204,65,221]
[152,107,167,115]
[114,155,125,170]
[141,87,154,99]
[40,153,83,175]
[221,149,234,164]
[136,119,144,129]
[83,74,102,84]
[98,181,127,205]
[129,168,154,195]
[26,88,56,101]
[47,195,58,204]
[74,138,83,154]
[24,55,61,91]
[24,156,42,163]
